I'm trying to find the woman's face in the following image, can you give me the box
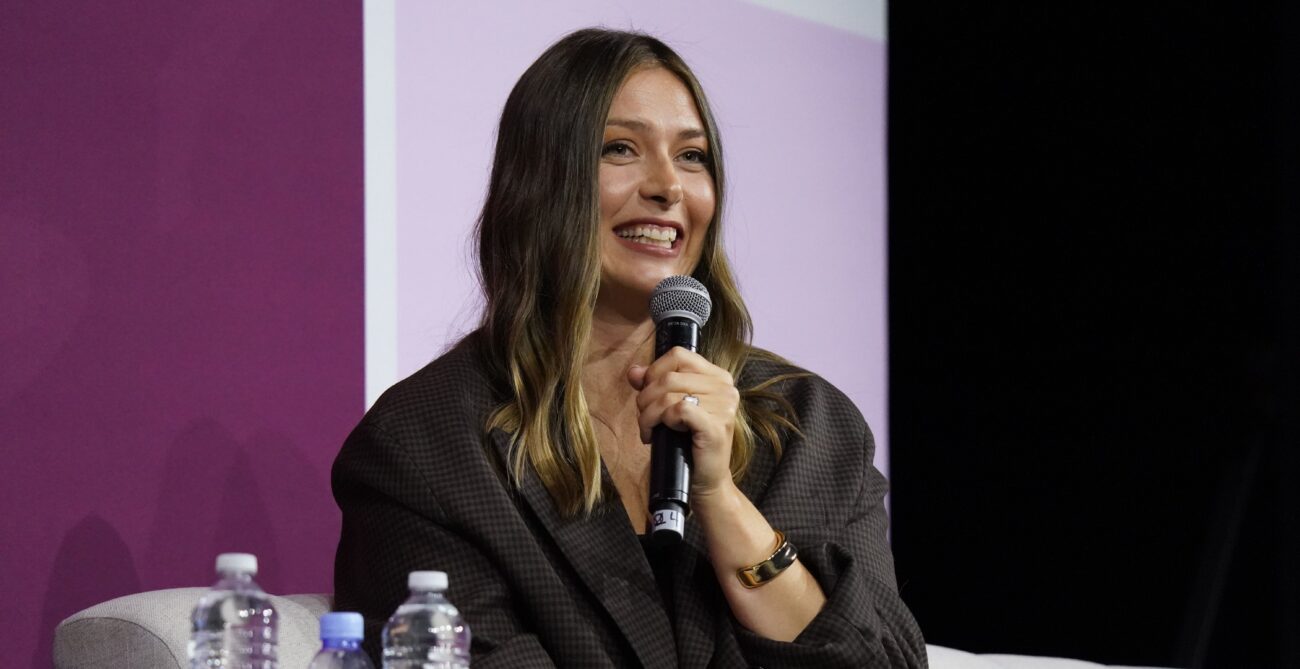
[597,66,716,311]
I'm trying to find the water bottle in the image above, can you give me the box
[308,612,375,669]
[189,552,278,669]
[382,571,471,668]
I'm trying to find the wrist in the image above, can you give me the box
[690,477,741,515]
[691,482,779,572]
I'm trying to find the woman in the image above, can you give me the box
[333,28,926,668]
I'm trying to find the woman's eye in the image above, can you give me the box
[602,142,633,157]
[680,149,709,164]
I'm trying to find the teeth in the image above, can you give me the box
[625,236,672,249]
[615,224,678,243]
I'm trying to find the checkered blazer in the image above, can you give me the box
[333,331,927,668]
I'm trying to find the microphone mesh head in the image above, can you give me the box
[650,275,712,327]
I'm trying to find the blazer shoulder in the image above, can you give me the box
[737,349,877,531]
[363,332,496,432]
[335,332,507,519]
[740,348,870,438]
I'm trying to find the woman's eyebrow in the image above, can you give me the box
[606,118,647,131]
[607,118,706,140]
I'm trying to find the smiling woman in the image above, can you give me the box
[332,28,926,668]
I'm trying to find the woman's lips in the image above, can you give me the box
[613,230,681,256]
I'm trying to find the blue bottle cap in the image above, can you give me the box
[320,612,365,641]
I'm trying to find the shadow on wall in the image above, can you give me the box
[145,418,283,592]
[37,415,335,666]
[144,418,330,595]
[242,426,335,593]
[35,515,141,668]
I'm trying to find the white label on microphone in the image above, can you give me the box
[651,508,685,535]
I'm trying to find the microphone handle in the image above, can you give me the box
[649,426,691,544]
[648,317,700,546]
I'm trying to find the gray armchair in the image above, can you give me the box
[54,589,330,668]
[53,589,1172,669]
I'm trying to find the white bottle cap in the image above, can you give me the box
[408,570,447,592]
[215,553,258,575]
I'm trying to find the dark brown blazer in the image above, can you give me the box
[333,332,927,668]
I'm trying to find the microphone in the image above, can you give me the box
[647,275,712,546]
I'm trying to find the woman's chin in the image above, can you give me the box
[597,274,670,312]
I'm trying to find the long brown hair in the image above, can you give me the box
[475,28,800,516]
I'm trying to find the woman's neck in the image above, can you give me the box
[583,302,654,414]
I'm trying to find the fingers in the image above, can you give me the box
[638,391,710,442]
[630,347,739,443]
[643,347,732,387]
[629,347,717,390]
[636,381,740,443]
[637,393,724,444]
[636,350,732,405]
[637,373,736,415]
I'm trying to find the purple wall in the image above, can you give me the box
[0,3,363,666]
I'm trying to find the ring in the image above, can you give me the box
[682,394,700,407]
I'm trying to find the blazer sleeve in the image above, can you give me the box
[332,417,559,668]
[732,413,928,668]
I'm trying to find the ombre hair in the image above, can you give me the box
[475,28,801,516]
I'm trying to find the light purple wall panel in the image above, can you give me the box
[392,2,889,465]
[1,3,363,666]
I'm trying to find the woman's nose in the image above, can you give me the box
[639,156,683,206]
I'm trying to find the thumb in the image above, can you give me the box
[627,364,647,390]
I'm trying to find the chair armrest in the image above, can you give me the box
[54,588,332,668]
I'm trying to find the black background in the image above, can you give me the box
[888,3,1297,667]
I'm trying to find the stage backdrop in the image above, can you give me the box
[2,2,884,666]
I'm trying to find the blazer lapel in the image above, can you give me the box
[491,430,678,668]
[668,518,717,668]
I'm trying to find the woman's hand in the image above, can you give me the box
[631,348,828,642]
[627,347,740,499]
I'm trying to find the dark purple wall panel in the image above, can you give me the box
[0,2,363,665]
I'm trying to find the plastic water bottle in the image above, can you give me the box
[309,612,375,669]
[189,553,278,668]
[382,571,471,668]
